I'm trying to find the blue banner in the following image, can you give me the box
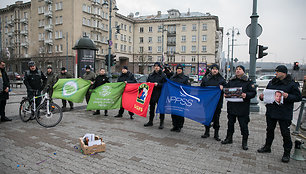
[156,79,221,126]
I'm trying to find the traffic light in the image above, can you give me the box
[258,45,268,59]
[293,62,300,71]
[115,25,120,34]
[105,54,109,66]
[111,54,116,66]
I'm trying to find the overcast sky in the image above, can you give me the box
[1,0,306,64]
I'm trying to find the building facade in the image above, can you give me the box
[0,0,222,76]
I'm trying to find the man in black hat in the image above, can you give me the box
[82,65,96,104]
[200,64,226,141]
[144,62,167,129]
[258,65,302,163]
[221,65,256,151]
[115,66,137,119]
[44,65,57,97]
[170,64,190,132]
[0,61,12,122]
[56,67,74,110]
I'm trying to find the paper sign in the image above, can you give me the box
[263,89,284,104]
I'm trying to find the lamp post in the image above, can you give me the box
[226,27,240,78]
[159,25,167,66]
[102,0,118,82]
[66,32,68,68]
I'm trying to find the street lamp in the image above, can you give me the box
[159,25,167,66]
[102,0,118,82]
[226,27,240,78]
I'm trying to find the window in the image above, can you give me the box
[149,26,153,32]
[139,37,143,43]
[191,46,196,52]
[139,27,144,33]
[201,56,207,62]
[192,35,196,42]
[24,12,28,19]
[157,46,162,52]
[120,44,123,51]
[55,2,63,11]
[148,37,152,43]
[202,35,207,42]
[120,34,123,41]
[202,46,207,52]
[158,25,163,32]
[82,4,86,12]
[148,46,152,52]
[129,25,132,32]
[87,6,91,13]
[157,36,161,43]
[129,46,132,52]
[82,17,86,25]
[124,35,126,42]
[191,56,196,62]
[181,56,185,62]
[129,36,131,43]
[181,35,186,42]
[202,24,207,31]
[114,43,118,50]
[181,46,186,53]
[124,24,127,31]
[157,56,162,62]
[192,24,197,31]
[139,47,143,53]
[182,25,186,31]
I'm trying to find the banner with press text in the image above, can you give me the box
[156,79,221,126]
[52,78,91,103]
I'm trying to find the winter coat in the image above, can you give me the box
[265,74,302,120]
[170,72,190,85]
[93,75,109,89]
[226,74,256,116]
[56,72,73,80]
[24,68,47,91]
[201,72,226,109]
[45,72,57,89]
[0,68,10,100]
[302,79,306,98]
[82,71,96,82]
[147,70,167,103]
[164,69,174,79]
[117,71,137,83]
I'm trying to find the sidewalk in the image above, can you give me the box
[0,87,305,174]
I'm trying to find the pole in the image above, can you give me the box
[293,98,306,135]
[66,32,68,68]
[107,0,112,82]
[227,37,230,80]
[161,25,164,66]
[249,0,260,112]
[231,27,234,77]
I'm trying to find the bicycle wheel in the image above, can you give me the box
[19,99,32,122]
[35,102,63,128]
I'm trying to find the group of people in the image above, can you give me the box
[0,59,304,163]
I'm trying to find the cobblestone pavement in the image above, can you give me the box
[0,87,305,174]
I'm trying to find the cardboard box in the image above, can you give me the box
[79,136,106,155]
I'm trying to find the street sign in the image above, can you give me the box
[246,23,262,38]
[108,40,113,46]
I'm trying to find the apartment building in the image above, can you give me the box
[0,0,222,76]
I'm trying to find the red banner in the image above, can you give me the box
[122,83,155,117]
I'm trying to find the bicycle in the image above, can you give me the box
[19,86,63,128]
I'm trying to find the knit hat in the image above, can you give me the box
[275,65,288,74]
[154,62,162,68]
[122,66,128,70]
[61,67,66,71]
[236,65,245,72]
[47,65,52,69]
[210,64,219,70]
[176,64,183,70]
[85,65,91,70]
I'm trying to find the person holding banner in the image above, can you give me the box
[258,65,302,163]
[82,65,96,104]
[144,62,167,129]
[221,65,256,150]
[170,64,190,132]
[92,68,109,116]
[115,66,137,119]
[200,64,226,141]
[56,67,74,110]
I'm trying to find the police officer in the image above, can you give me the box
[0,61,12,122]
[82,65,96,104]
[115,66,137,119]
[44,65,57,97]
[56,67,74,110]
[170,64,190,132]
[24,61,47,117]
[92,68,109,116]
[200,64,226,141]
[221,65,256,150]
[258,65,302,163]
[144,62,167,129]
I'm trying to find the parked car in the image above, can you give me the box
[136,74,148,83]
[256,75,275,88]
[189,75,199,83]
[7,72,22,81]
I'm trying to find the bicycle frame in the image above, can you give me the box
[32,91,51,115]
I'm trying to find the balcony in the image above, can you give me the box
[44,39,53,45]
[21,42,29,48]
[45,0,53,4]
[20,30,28,35]
[167,41,176,46]
[7,20,14,26]
[20,18,28,24]
[8,32,14,37]
[44,11,53,18]
[44,25,53,32]
[167,31,176,36]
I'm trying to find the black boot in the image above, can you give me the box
[130,115,134,119]
[93,110,100,115]
[114,114,122,117]
[158,119,164,129]
[214,129,221,141]
[221,135,233,144]
[144,121,153,127]
[242,137,248,150]
[201,126,210,138]
[1,116,12,122]
[281,150,290,163]
[104,110,108,116]
[257,145,271,153]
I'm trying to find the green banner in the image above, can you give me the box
[52,78,91,103]
[87,82,126,110]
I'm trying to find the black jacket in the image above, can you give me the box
[265,74,302,120]
[0,68,10,100]
[164,68,174,79]
[24,68,47,91]
[226,74,256,116]
[201,72,226,108]
[147,70,167,103]
[117,71,137,83]
[93,74,109,89]
[170,72,190,85]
